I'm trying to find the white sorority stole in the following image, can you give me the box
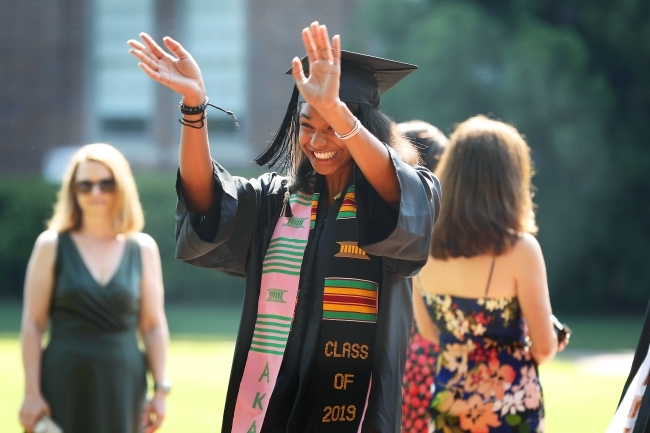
[606,343,650,433]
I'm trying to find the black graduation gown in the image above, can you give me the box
[617,300,650,433]
[174,147,441,433]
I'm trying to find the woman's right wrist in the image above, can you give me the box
[24,381,42,398]
[24,390,43,399]
[182,89,207,107]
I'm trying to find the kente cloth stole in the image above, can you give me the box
[309,185,382,433]
[232,182,381,433]
[231,185,314,433]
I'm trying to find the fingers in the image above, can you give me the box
[291,57,307,84]
[302,22,337,65]
[146,413,165,433]
[20,411,40,433]
[140,32,167,60]
[302,27,317,65]
[163,36,189,61]
[332,35,341,66]
[141,398,166,433]
[138,62,163,83]
[141,405,164,433]
[316,24,333,62]
[127,39,147,52]
[129,48,160,73]
[141,403,151,426]
[126,39,158,66]
[309,21,321,52]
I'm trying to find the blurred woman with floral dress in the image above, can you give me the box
[397,120,448,433]
[411,116,564,433]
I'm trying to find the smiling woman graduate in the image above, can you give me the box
[128,22,440,433]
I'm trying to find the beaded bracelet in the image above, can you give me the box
[334,119,361,140]
[179,97,209,115]
[178,97,240,129]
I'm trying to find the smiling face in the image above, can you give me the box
[298,103,354,178]
[74,160,118,218]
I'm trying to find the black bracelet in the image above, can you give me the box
[179,97,209,115]
[178,97,240,129]
[179,113,207,129]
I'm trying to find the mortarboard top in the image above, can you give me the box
[286,50,418,108]
[255,50,417,168]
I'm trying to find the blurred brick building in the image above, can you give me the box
[0,0,357,176]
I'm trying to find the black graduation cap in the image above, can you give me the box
[255,50,417,169]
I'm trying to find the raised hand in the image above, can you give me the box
[128,33,205,105]
[291,22,341,112]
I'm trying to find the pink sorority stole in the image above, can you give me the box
[231,188,316,433]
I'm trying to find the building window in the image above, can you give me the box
[101,117,149,134]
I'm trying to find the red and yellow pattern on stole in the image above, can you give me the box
[322,278,378,323]
[310,193,320,229]
[337,186,357,219]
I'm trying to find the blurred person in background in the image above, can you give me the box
[412,116,563,432]
[607,298,650,432]
[397,120,448,177]
[128,22,439,432]
[397,120,448,433]
[19,144,170,433]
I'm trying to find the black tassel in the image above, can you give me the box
[280,180,294,218]
[255,85,300,171]
[282,190,294,218]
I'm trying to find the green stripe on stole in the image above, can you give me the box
[231,180,317,433]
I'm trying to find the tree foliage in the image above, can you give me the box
[353,0,650,312]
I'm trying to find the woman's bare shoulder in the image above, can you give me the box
[29,230,59,267]
[34,230,59,250]
[512,232,542,254]
[130,232,160,256]
[510,232,544,268]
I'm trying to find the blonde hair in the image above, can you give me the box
[47,143,144,234]
[431,115,537,259]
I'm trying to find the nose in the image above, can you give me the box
[311,130,328,148]
[90,183,104,195]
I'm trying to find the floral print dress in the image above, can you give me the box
[402,324,440,433]
[422,293,544,433]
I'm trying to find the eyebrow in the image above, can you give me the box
[299,113,311,120]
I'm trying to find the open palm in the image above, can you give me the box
[292,23,341,110]
[128,33,205,102]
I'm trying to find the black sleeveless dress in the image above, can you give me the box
[41,232,147,433]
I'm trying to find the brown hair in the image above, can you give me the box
[431,115,537,259]
[397,120,448,172]
[47,143,144,235]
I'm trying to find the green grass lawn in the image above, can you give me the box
[0,337,235,433]
[0,302,640,432]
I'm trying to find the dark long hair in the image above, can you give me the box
[290,102,421,193]
[431,115,538,259]
[397,120,448,172]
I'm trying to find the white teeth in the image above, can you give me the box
[314,151,338,160]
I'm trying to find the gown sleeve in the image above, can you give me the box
[356,146,441,278]
[174,160,283,278]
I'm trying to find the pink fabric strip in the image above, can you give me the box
[357,375,372,433]
[231,194,312,433]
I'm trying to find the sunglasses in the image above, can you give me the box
[74,179,117,194]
